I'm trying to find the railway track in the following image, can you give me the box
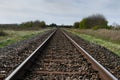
[0,29,55,80]
[5,29,118,80]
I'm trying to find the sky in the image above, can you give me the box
[0,0,120,25]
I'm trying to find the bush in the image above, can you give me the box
[0,30,8,36]
[73,22,79,28]
[92,26,100,30]
[20,20,46,28]
[79,14,108,29]
[79,18,88,29]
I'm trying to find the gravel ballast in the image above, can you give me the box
[0,29,55,79]
[65,30,120,79]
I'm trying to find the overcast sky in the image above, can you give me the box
[0,0,120,25]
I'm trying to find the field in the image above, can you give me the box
[0,29,50,48]
[66,29,120,56]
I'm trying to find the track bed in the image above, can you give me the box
[5,29,118,80]
[24,30,101,80]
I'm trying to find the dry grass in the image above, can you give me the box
[66,29,120,56]
[70,29,120,43]
[0,29,50,48]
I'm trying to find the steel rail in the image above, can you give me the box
[5,29,57,80]
[62,30,118,80]
[5,29,118,80]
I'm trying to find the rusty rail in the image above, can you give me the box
[5,29,118,80]
[5,29,57,80]
[62,30,118,80]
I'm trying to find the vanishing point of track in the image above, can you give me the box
[5,29,118,80]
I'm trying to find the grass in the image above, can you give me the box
[69,29,120,44]
[66,29,120,56]
[0,29,50,48]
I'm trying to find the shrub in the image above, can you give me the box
[0,30,8,36]
[73,22,79,28]
[79,18,89,29]
[79,14,108,29]
[20,20,46,28]
[92,26,100,30]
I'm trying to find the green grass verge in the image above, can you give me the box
[67,30,120,56]
[0,29,50,48]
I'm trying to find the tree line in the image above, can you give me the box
[0,14,119,30]
[73,14,110,29]
[20,20,46,28]
[0,20,47,30]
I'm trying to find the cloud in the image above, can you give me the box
[0,0,120,25]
